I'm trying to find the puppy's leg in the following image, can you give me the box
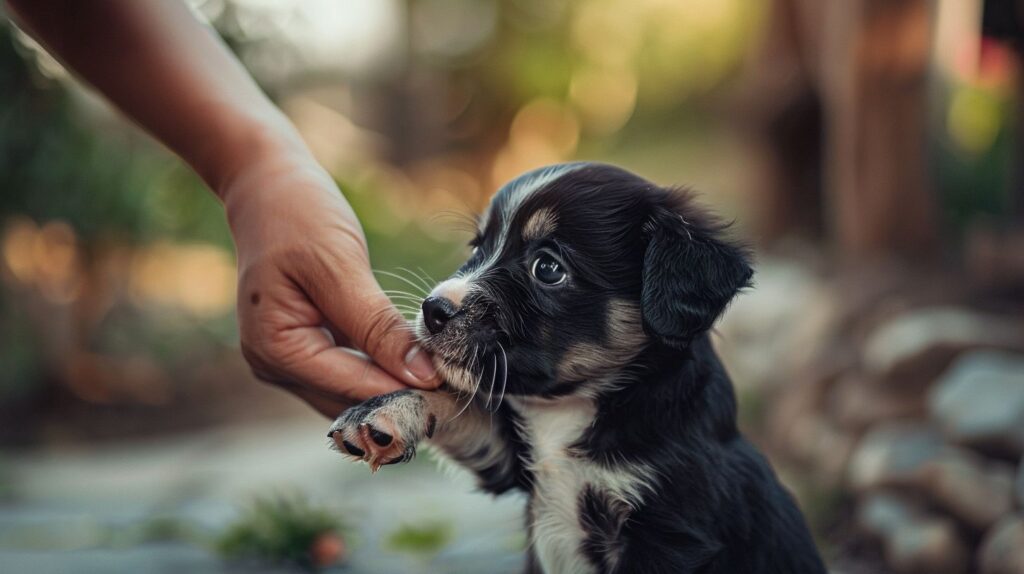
[328,389,458,472]
[427,401,529,494]
[328,391,527,492]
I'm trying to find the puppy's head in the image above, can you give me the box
[417,163,752,398]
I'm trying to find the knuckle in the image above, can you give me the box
[239,343,267,373]
[240,338,302,388]
[283,238,363,301]
[358,307,406,359]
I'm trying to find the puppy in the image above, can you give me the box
[328,163,827,574]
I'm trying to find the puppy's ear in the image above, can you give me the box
[641,201,753,347]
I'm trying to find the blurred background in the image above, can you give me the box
[1,0,1023,572]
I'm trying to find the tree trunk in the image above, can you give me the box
[822,0,939,262]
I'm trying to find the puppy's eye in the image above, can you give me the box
[530,253,567,286]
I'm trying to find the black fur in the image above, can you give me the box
[576,338,826,573]
[472,402,535,494]
[579,485,630,573]
[641,203,753,346]
[379,163,824,572]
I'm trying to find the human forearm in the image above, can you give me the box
[6,0,307,195]
[5,0,440,413]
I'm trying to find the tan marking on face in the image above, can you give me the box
[430,277,469,307]
[556,300,648,381]
[523,207,558,241]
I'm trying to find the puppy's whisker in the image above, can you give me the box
[373,269,429,296]
[416,267,439,286]
[381,288,421,295]
[382,289,425,300]
[449,344,482,422]
[390,299,421,307]
[387,299,424,308]
[431,209,480,234]
[383,320,421,334]
[395,266,434,293]
[485,353,497,409]
[497,341,508,411]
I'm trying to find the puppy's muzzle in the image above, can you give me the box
[422,296,458,334]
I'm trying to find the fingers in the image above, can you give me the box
[304,263,440,390]
[350,297,439,389]
[276,330,411,401]
[228,169,443,419]
[249,330,409,414]
[239,262,433,413]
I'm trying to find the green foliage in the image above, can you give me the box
[134,515,198,545]
[0,22,231,248]
[385,520,453,556]
[0,455,13,502]
[933,94,1016,235]
[0,296,42,403]
[215,493,345,571]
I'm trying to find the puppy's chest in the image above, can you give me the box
[511,398,646,574]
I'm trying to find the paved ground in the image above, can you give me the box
[0,417,527,573]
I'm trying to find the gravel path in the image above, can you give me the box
[0,418,527,573]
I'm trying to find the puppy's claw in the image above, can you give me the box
[357,423,374,450]
[370,428,393,447]
[328,391,425,470]
[342,440,365,457]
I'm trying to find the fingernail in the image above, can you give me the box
[403,346,436,383]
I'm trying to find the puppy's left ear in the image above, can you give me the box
[641,203,753,347]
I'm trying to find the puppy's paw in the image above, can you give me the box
[327,390,437,472]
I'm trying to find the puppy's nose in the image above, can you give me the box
[422,296,457,334]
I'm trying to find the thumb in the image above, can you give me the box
[305,263,439,389]
[350,293,440,389]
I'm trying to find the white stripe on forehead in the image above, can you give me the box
[479,162,588,233]
[459,163,587,286]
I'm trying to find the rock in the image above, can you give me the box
[1017,464,1024,509]
[929,351,1024,458]
[847,424,944,491]
[769,358,852,470]
[829,374,926,433]
[966,224,1024,289]
[847,423,1015,530]
[978,515,1024,574]
[716,257,828,391]
[926,450,1016,531]
[776,413,855,485]
[862,307,1024,391]
[857,493,970,574]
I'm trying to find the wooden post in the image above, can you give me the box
[822,0,940,262]
[742,0,826,244]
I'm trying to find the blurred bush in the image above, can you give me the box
[0,0,765,439]
[215,492,346,571]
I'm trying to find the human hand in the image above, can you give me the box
[8,0,441,418]
[220,150,439,417]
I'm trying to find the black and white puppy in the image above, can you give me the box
[328,163,826,574]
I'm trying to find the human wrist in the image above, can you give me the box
[192,105,318,202]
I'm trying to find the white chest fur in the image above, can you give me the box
[510,397,652,574]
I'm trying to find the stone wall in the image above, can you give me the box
[717,258,1024,574]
